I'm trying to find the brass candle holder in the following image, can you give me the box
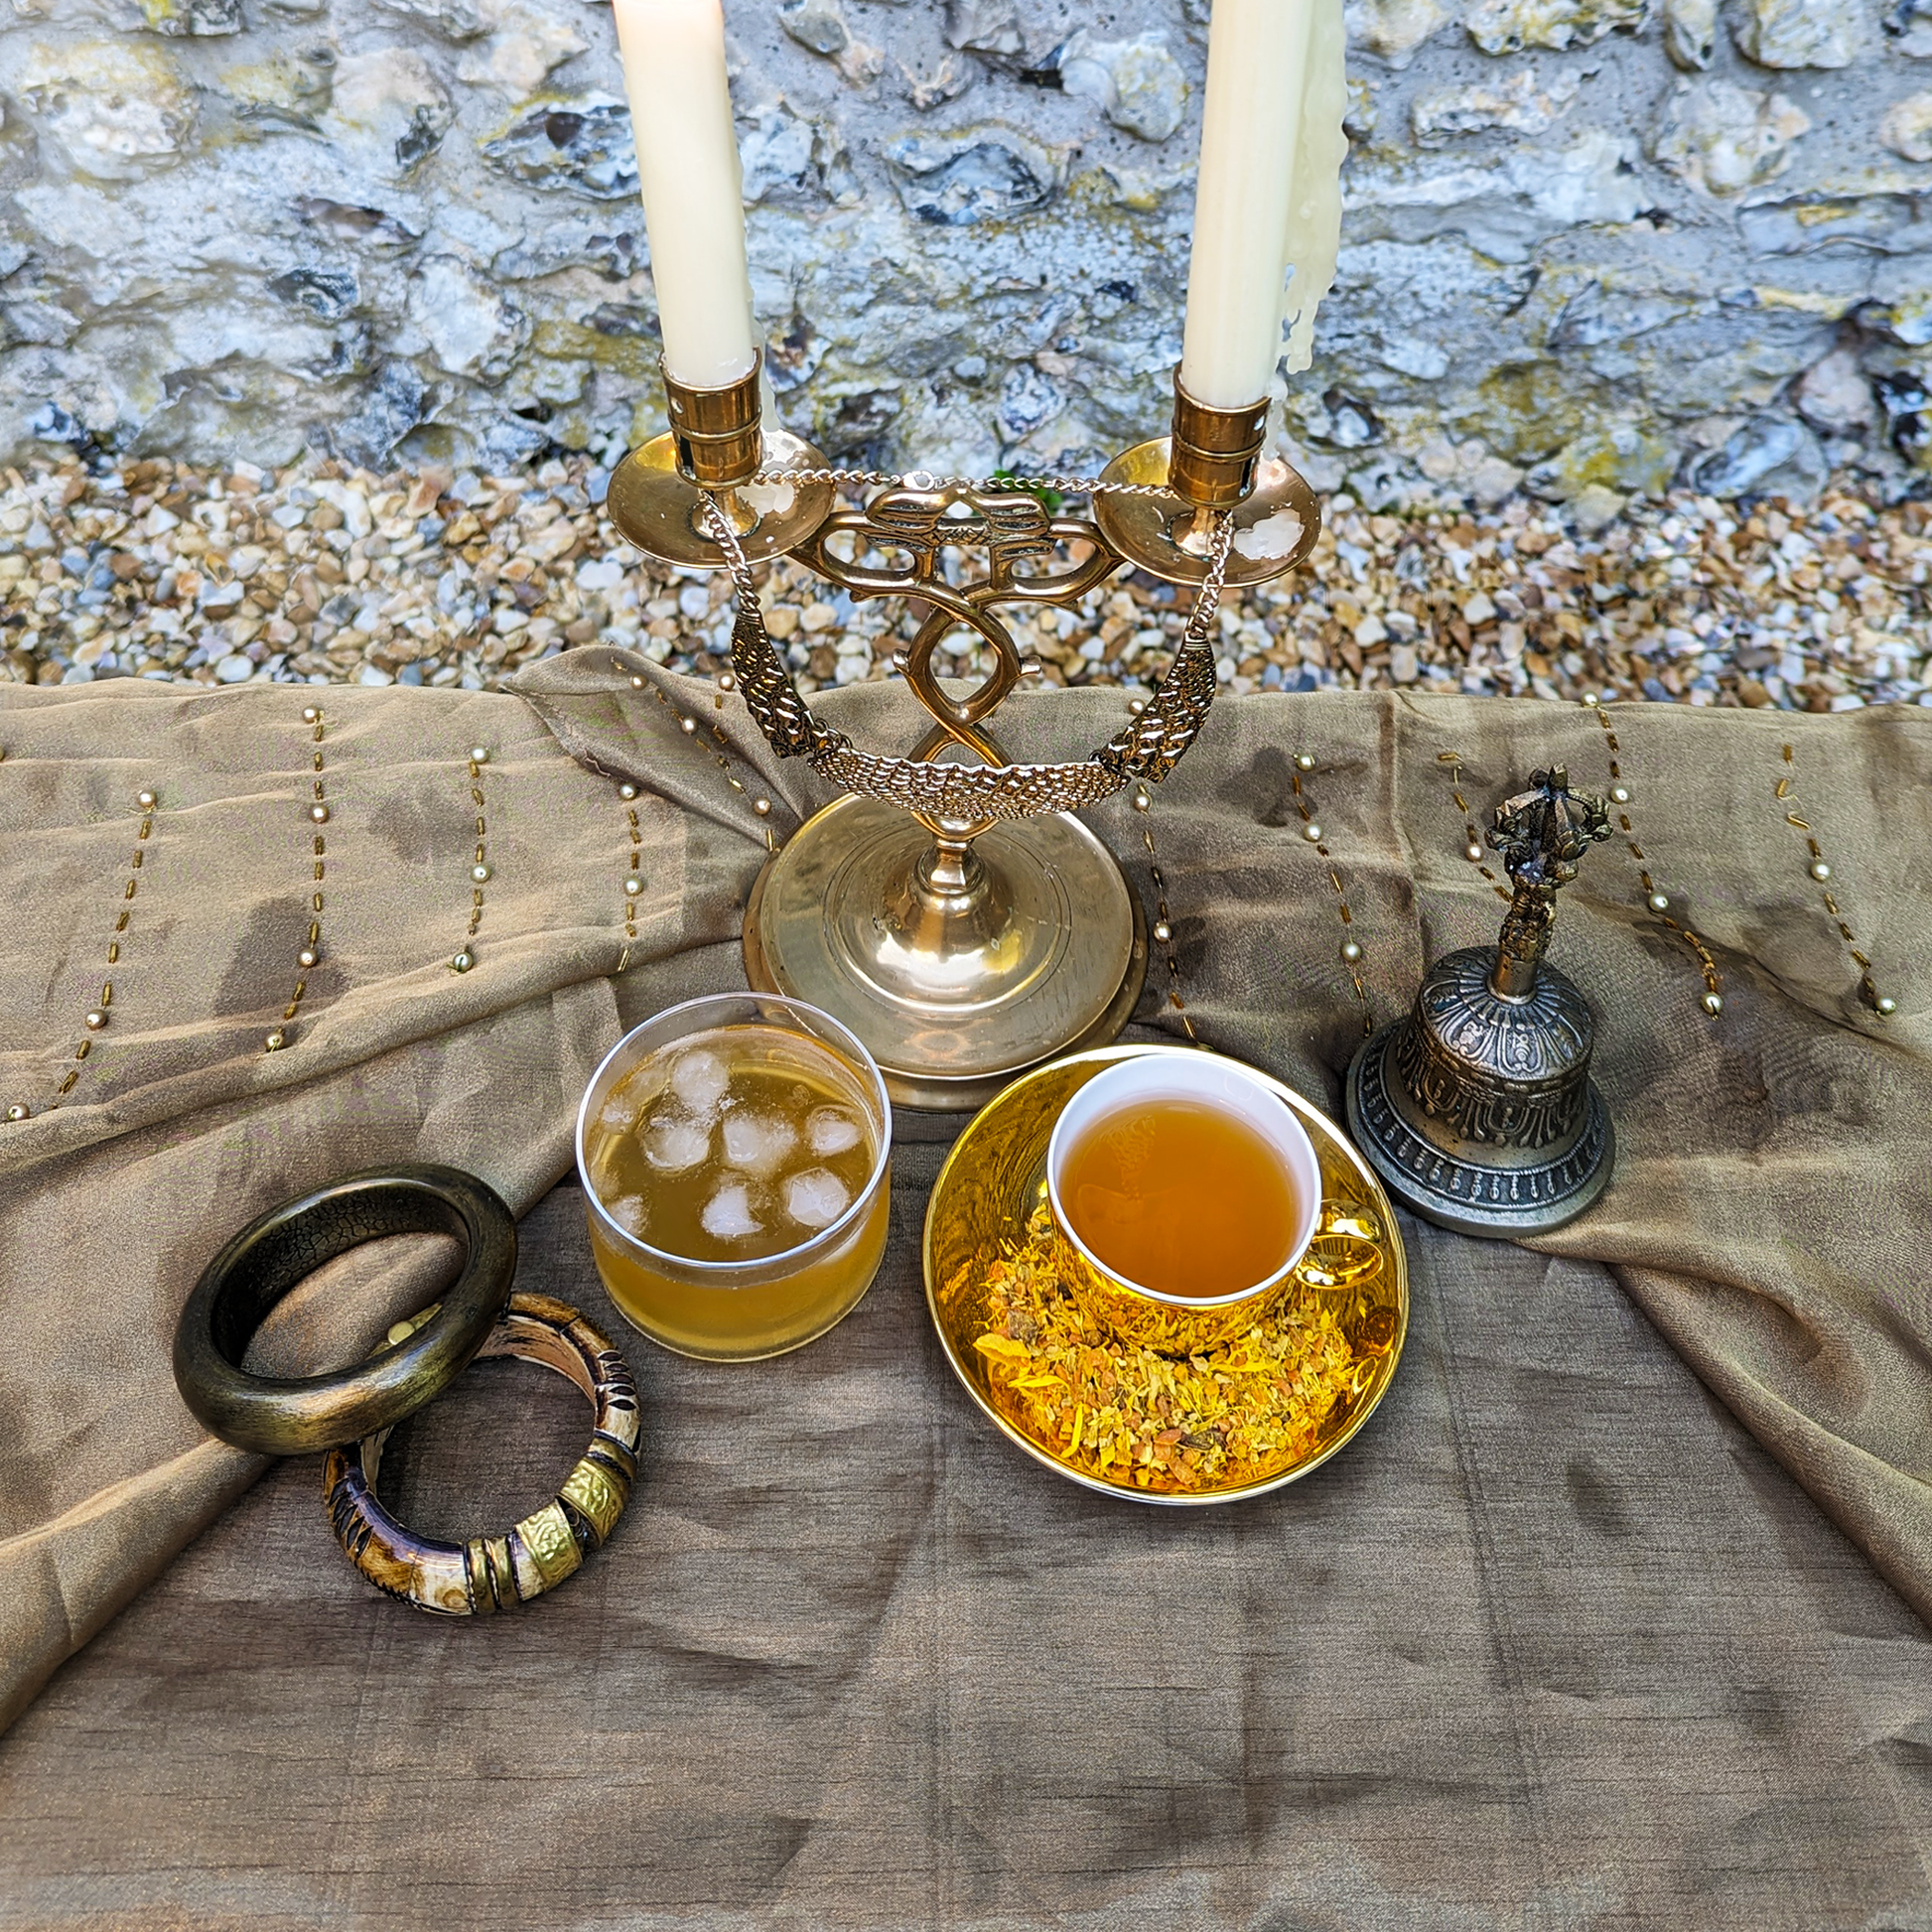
[606,354,836,563]
[607,360,1320,1110]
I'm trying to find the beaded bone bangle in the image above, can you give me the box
[323,1293,640,1616]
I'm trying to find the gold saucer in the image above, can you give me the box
[922,1044,1409,1506]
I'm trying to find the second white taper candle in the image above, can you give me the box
[1179,0,1347,411]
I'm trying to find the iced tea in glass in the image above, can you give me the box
[576,993,892,1360]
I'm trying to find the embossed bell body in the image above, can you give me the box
[1346,767,1614,1237]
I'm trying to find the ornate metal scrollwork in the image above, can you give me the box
[1487,764,1612,997]
[705,470,1237,828]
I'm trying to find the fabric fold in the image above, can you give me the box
[1,667,1925,1737]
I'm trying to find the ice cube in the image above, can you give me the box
[667,1046,729,1119]
[807,1106,863,1158]
[721,1108,797,1175]
[607,1194,648,1237]
[643,1112,710,1173]
[701,1179,761,1242]
[783,1168,851,1231]
[598,1093,635,1134]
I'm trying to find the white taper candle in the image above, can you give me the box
[1179,0,1347,410]
[611,0,759,390]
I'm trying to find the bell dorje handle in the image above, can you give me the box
[1485,764,1612,999]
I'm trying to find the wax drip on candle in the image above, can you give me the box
[1280,0,1349,375]
[1178,0,1347,410]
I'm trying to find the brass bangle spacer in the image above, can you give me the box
[1166,379,1269,508]
[171,1166,516,1456]
[664,352,763,490]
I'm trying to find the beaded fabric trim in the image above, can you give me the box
[265,704,331,1053]
[1776,741,1895,1020]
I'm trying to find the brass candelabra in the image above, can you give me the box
[608,355,1320,1109]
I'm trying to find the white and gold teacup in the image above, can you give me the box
[1044,1055,1323,1354]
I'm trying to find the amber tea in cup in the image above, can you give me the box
[1057,1099,1306,1301]
[577,994,892,1361]
[1045,1054,1322,1351]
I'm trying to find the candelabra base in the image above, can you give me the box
[742,795,1148,1112]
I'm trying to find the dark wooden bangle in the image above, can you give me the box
[171,1166,516,1456]
[322,1293,640,1616]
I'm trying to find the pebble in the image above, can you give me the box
[1571,483,1628,539]
[0,452,1926,716]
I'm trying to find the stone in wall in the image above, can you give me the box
[944,0,1024,59]
[1346,0,1449,70]
[1661,0,1716,70]
[1730,0,1861,71]
[1880,90,1932,163]
[1059,33,1189,143]
[0,0,1928,508]
[12,40,198,181]
[1796,345,1877,434]
[1890,0,1932,62]
[780,0,852,61]
[1464,0,1647,58]
[1410,69,1581,143]
[1651,77,1809,197]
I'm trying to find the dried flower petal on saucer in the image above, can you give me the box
[961,1207,1372,1494]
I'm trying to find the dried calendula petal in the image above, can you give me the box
[973,1334,1032,1364]
[968,1206,1366,1494]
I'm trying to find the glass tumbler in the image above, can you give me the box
[576,992,893,1361]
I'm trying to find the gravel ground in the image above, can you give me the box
[2,453,1928,712]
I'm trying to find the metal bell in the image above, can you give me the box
[1346,765,1615,1237]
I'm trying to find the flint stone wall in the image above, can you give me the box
[2,0,1929,508]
